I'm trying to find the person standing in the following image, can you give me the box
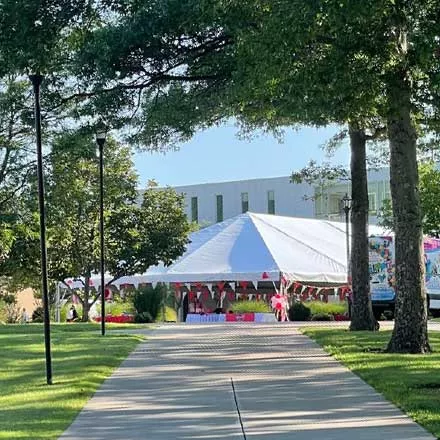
[20,308,29,324]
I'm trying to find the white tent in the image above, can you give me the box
[61,212,388,289]
[146,212,387,285]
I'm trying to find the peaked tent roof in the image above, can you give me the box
[145,212,387,284]
[62,212,388,289]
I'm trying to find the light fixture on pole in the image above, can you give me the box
[342,193,352,282]
[96,129,107,336]
[29,73,53,385]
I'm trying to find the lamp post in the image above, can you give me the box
[342,193,351,280]
[29,74,52,385]
[96,130,107,336]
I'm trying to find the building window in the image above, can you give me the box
[216,194,223,222]
[191,197,198,223]
[241,192,249,213]
[267,190,275,214]
[368,193,377,213]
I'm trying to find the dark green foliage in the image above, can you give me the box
[0,0,91,74]
[132,285,165,323]
[32,306,44,323]
[311,313,335,322]
[288,302,311,321]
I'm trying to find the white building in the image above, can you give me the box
[153,168,391,226]
[313,168,390,224]
[173,176,315,226]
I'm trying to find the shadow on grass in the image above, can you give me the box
[303,328,440,437]
[0,324,142,439]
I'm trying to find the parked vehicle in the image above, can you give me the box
[370,236,440,319]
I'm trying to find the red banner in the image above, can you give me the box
[225,313,255,322]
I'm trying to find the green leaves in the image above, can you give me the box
[0,0,91,74]
[420,162,440,238]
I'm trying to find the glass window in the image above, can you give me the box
[267,190,275,214]
[191,197,198,223]
[216,194,223,222]
[241,192,249,213]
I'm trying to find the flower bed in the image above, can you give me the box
[94,314,134,323]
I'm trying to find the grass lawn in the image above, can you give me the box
[302,328,440,438]
[0,323,146,440]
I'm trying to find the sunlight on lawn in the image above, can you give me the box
[302,328,440,438]
[0,323,144,440]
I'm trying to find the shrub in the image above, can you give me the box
[134,311,154,323]
[0,293,20,323]
[131,284,165,323]
[158,305,178,322]
[32,306,44,322]
[60,303,83,322]
[310,312,335,321]
[106,301,135,316]
[288,302,311,321]
[231,300,271,313]
[306,301,347,316]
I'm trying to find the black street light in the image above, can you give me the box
[342,193,352,283]
[29,74,52,385]
[96,129,107,336]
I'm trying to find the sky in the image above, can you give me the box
[133,121,350,188]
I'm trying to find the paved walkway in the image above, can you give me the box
[60,324,434,439]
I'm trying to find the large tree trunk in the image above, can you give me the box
[82,277,90,322]
[386,75,430,353]
[349,125,377,331]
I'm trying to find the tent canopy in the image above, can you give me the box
[62,212,388,289]
[147,212,386,284]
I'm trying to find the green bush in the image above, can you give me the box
[60,303,83,322]
[0,299,7,323]
[306,301,346,316]
[288,302,311,321]
[158,305,177,322]
[231,301,271,313]
[132,284,164,323]
[106,301,135,316]
[310,312,335,321]
[32,306,44,323]
[134,311,154,323]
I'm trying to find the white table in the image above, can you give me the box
[186,313,226,323]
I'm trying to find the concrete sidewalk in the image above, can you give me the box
[59,324,434,439]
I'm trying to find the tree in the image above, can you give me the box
[419,163,440,238]
[82,0,434,351]
[3,0,433,349]
[0,1,91,75]
[3,132,191,320]
[379,161,440,238]
[0,78,37,262]
[68,1,380,331]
